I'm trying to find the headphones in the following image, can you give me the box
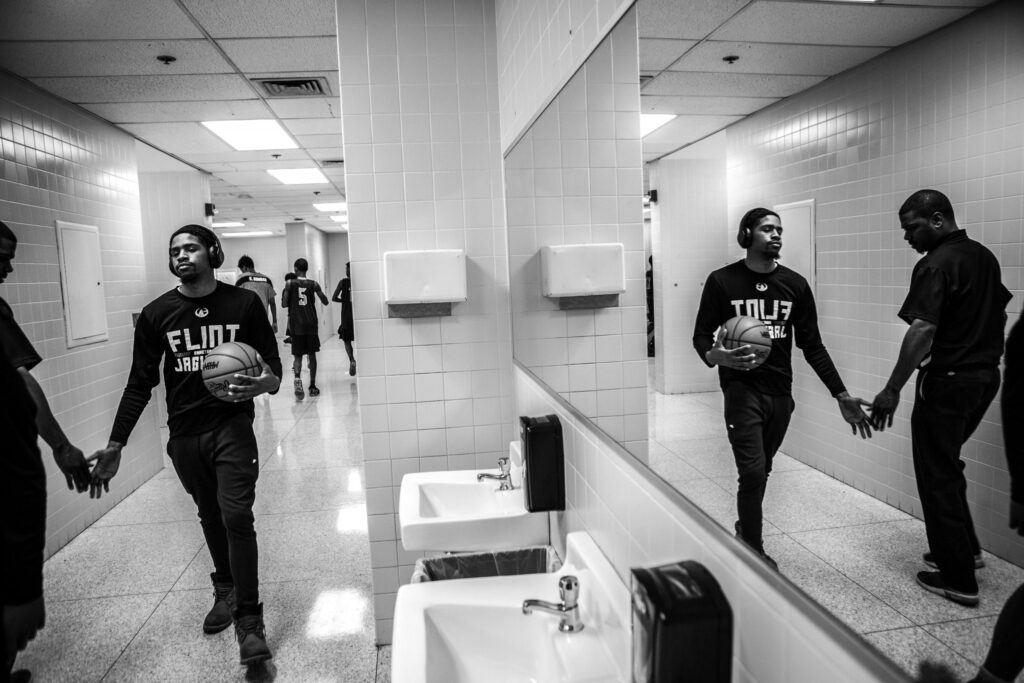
[168,224,224,276]
[737,224,753,249]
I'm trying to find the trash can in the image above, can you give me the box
[410,545,561,583]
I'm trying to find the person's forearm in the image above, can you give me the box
[269,301,277,324]
[18,368,69,452]
[885,320,936,392]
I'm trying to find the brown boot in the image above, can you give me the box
[234,603,272,665]
[203,573,236,634]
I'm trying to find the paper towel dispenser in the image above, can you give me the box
[383,249,467,305]
[540,243,625,298]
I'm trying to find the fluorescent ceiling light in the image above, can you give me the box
[201,120,297,151]
[313,201,348,212]
[640,114,676,137]
[222,231,274,237]
[212,221,245,228]
[267,168,329,185]
[329,215,348,223]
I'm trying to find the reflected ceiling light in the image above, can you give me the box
[336,504,367,533]
[268,168,329,184]
[313,201,348,212]
[306,589,367,639]
[347,471,362,493]
[201,120,297,151]
[212,221,245,228]
[221,230,273,237]
[640,114,676,137]
[329,215,349,223]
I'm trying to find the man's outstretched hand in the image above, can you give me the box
[53,442,92,492]
[86,443,123,499]
[836,393,873,439]
[870,386,900,431]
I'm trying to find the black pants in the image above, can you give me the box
[911,365,1000,592]
[723,382,794,553]
[972,583,1024,682]
[168,413,261,610]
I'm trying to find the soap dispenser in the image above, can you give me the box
[631,560,732,682]
[519,414,565,512]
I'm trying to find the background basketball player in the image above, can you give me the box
[281,257,328,399]
[693,207,872,569]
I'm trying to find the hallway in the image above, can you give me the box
[14,342,390,682]
[649,389,1024,682]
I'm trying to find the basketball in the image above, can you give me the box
[201,341,262,401]
[720,315,772,368]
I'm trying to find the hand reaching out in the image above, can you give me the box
[870,386,900,431]
[837,393,873,439]
[86,444,122,499]
[52,442,92,493]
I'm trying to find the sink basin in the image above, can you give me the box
[392,532,630,683]
[399,470,549,551]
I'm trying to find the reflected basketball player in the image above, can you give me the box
[87,225,282,666]
[693,207,872,569]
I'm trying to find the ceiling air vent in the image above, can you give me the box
[251,77,331,98]
[639,74,654,87]
[319,159,345,168]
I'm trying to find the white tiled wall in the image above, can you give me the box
[649,158,727,394]
[496,0,634,153]
[515,366,909,683]
[505,10,648,457]
[335,0,515,643]
[0,73,169,555]
[725,0,1024,565]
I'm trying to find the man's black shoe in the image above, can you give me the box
[203,574,235,634]
[234,603,272,665]
[915,571,979,606]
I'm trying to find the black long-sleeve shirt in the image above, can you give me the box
[1002,314,1024,504]
[110,283,282,444]
[693,260,846,397]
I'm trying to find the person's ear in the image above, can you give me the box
[931,211,944,228]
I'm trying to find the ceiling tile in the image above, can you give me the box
[294,133,342,147]
[0,0,201,40]
[715,1,973,47]
[180,0,337,38]
[643,71,825,98]
[30,74,255,103]
[83,100,270,124]
[0,40,231,78]
[267,97,341,119]
[183,149,313,164]
[638,0,749,40]
[639,38,698,71]
[281,118,342,135]
[640,94,780,116]
[119,122,233,154]
[220,37,339,73]
[671,41,887,76]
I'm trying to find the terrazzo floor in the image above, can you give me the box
[649,388,1024,683]
[13,341,393,682]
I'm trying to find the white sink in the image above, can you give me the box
[399,470,549,552]
[392,532,630,683]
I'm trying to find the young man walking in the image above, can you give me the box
[281,257,328,400]
[870,189,1011,606]
[693,207,872,569]
[88,224,282,666]
[235,255,278,333]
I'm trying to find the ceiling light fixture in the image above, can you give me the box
[202,120,297,151]
[722,55,739,65]
[221,231,274,237]
[211,221,245,228]
[267,168,329,185]
[640,114,676,137]
[314,201,348,212]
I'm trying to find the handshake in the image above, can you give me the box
[53,441,123,499]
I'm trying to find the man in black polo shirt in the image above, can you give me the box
[871,189,1011,607]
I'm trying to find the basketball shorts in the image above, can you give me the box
[291,334,320,356]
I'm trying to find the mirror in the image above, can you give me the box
[507,1,1024,679]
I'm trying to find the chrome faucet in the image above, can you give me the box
[476,457,514,491]
[522,575,584,632]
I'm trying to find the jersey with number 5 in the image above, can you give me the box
[286,278,320,335]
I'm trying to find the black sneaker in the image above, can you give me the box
[11,670,32,683]
[234,604,272,665]
[915,570,979,606]
[923,551,985,570]
[734,520,742,539]
[203,573,236,634]
[293,377,304,401]
[760,552,779,571]
[308,385,320,397]
[349,361,356,377]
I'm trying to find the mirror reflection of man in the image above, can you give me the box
[870,189,1011,607]
[693,208,872,570]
